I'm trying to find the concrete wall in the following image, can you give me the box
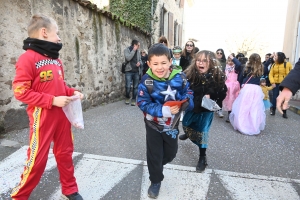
[0,0,150,133]
[282,0,300,100]
[282,0,300,66]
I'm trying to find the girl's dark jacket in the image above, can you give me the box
[190,70,227,113]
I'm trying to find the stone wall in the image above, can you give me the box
[0,0,150,133]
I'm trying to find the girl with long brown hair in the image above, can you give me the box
[230,53,266,135]
[179,50,227,172]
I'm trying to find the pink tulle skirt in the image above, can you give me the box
[222,80,240,111]
[229,84,266,135]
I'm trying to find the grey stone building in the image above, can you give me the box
[0,0,185,133]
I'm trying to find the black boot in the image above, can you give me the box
[226,111,231,122]
[282,110,288,119]
[270,107,275,115]
[196,156,207,172]
[179,133,188,140]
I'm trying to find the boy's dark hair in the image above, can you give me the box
[131,39,139,46]
[148,43,171,61]
[266,53,271,57]
[260,78,266,84]
[276,52,286,64]
[236,53,245,59]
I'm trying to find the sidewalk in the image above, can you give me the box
[289,99,300,115]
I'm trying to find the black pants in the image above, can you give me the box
[145,124,178,183]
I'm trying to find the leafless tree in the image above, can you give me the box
[225,30,269,57]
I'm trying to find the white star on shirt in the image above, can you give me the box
[161,85,177,101]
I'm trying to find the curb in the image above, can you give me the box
[289,105,300,115]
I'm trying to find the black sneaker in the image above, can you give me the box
[64,192,83,200]
[148,182,161,199]
[225,116,230,123]
[282,113,288,118]
[179,133,188,140]
[196,156,208,172]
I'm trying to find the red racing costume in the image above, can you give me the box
[11,49,78,199]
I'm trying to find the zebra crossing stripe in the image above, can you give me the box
[1,146,300,199]
[215,170,299,200]
[49,154,142,200]
[141,162,212,200]
[0,146,80,194]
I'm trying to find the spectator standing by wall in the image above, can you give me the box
[141,49,149,75]
[158,36,173,58]
[124,39,143,106]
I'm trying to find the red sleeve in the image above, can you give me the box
[13,53,54,109]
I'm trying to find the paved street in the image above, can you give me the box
[1,100,300,200]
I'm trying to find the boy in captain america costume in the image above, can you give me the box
[137,43,194,199]
[11,14,83,200]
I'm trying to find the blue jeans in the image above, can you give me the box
[125,71,139,99]
[271,84,280,109]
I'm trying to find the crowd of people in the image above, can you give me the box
[123,36,296,198]
[11,12,298,199]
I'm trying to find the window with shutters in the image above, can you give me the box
[174,21,178,46]
[160,7,168,37]
[178,24,182,47]
[168,12,174,47]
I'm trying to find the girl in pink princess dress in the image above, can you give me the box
[222,54,242,122]
[229,53,265,135]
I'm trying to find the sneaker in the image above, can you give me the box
[148,182,161,199]
[125,98,130,105]
[131,100,136,106]
[196,156,208,172]
[179,133,188,140]
[63,192,83,200]
[217,110,224,118]
[225,116,230,123]
[270,108,275,115]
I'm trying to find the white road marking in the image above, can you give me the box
[0,146,27,194]
[141,162,212,200]
[1,146,299,200]
[49,154,142,200]
[215,170,299,200]
[0,146,80,194]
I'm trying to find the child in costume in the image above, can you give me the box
[171,46,189,121]
[222,54,242,122]
[12,14,83,200]
[260,78,274,109]
[178,50,227,172]
[171,46,188,68]
[230,53,265,135]
[137,43,194,199]
[172,46,182,66]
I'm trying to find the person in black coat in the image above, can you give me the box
[141,49,149,75]
[277,58,300,113]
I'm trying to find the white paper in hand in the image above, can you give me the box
[62,95,84,129]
